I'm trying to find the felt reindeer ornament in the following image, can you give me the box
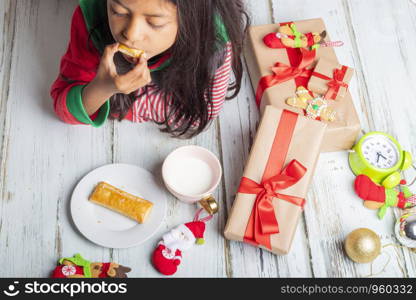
[51,253,131,278]
[354,175,416,219]
[286,86,336,122]
[263,23,327,50]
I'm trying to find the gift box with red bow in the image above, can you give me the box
[244,18,360,152]
[224,106,326,255]
[308,58,354,100]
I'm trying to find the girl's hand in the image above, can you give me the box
[95,43,151,95]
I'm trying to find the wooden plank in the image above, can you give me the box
[245,0,273,25]
[0,0,14,225]
[0,0,15,277]
[0,0,114,276]
[220,0,276,278]
[0,0,15,140]
[0,0,15,230]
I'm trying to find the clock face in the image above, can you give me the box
[361,134,400,169]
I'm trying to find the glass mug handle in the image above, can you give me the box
[198,195,218,215]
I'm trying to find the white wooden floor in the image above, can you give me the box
[0,0,416,277]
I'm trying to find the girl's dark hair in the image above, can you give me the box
[91,0,250,138]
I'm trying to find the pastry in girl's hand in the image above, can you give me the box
[118,44,145,59]
[89,181,153,223]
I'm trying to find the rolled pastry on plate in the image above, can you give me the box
[89,182,153,224]
[118,44,145,59]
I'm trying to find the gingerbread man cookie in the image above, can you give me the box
[286,86,336,122]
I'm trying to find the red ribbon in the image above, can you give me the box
[255,48,316,107]
[312,65,349,100]
[397,192,407,209]
[238,110,307,250]
[238,160,306,249]
[98,263,111,278]
[305,32,315,47]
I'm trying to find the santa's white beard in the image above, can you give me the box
[163,225,195,252]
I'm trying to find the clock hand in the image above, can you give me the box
[379,153,387,160]
[376,152,381,163]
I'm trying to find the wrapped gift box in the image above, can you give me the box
[308,57,354,100]
[224,106,326,255]
[244,18,361,152]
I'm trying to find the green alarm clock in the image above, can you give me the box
[349,131,413,189]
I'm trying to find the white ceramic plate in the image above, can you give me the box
[71,163,167,248]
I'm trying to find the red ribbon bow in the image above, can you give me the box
[238,159,307,250]
[313,65,349,100]
[255,48,316,107]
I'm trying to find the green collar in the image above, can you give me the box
[59,253,92,278]
[214,13,230,44]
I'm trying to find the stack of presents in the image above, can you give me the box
[224,19,361,254]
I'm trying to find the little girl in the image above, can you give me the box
[51,0,249,138]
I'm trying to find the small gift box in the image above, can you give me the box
[244,18,361,152]
[308,58,354,100]
[224,106,326,255]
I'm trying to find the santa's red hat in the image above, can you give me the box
[184,221,206,244]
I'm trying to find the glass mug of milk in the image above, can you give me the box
[162,146,222,214]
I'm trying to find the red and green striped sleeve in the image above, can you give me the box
[50,3,109,127]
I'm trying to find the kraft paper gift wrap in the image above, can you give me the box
[308,57,354,101]
[244,18,361,152]
[224,106,326,255]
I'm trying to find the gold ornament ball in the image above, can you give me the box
[344,228,381,263]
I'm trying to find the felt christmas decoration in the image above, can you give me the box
[286,86,336,121]
[263,23,326,50]
[263,23,344,50]
[152,209,213,276]
[51,253,131,278]
[354,175,416,219]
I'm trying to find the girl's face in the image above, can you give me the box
[107,0,178,60]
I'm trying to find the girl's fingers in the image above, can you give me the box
[131,55,148,74]
[113,52,151,93]
[120,55,148,81]
[103,43,119,66]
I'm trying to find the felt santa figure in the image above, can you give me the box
[152,209,213,276]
